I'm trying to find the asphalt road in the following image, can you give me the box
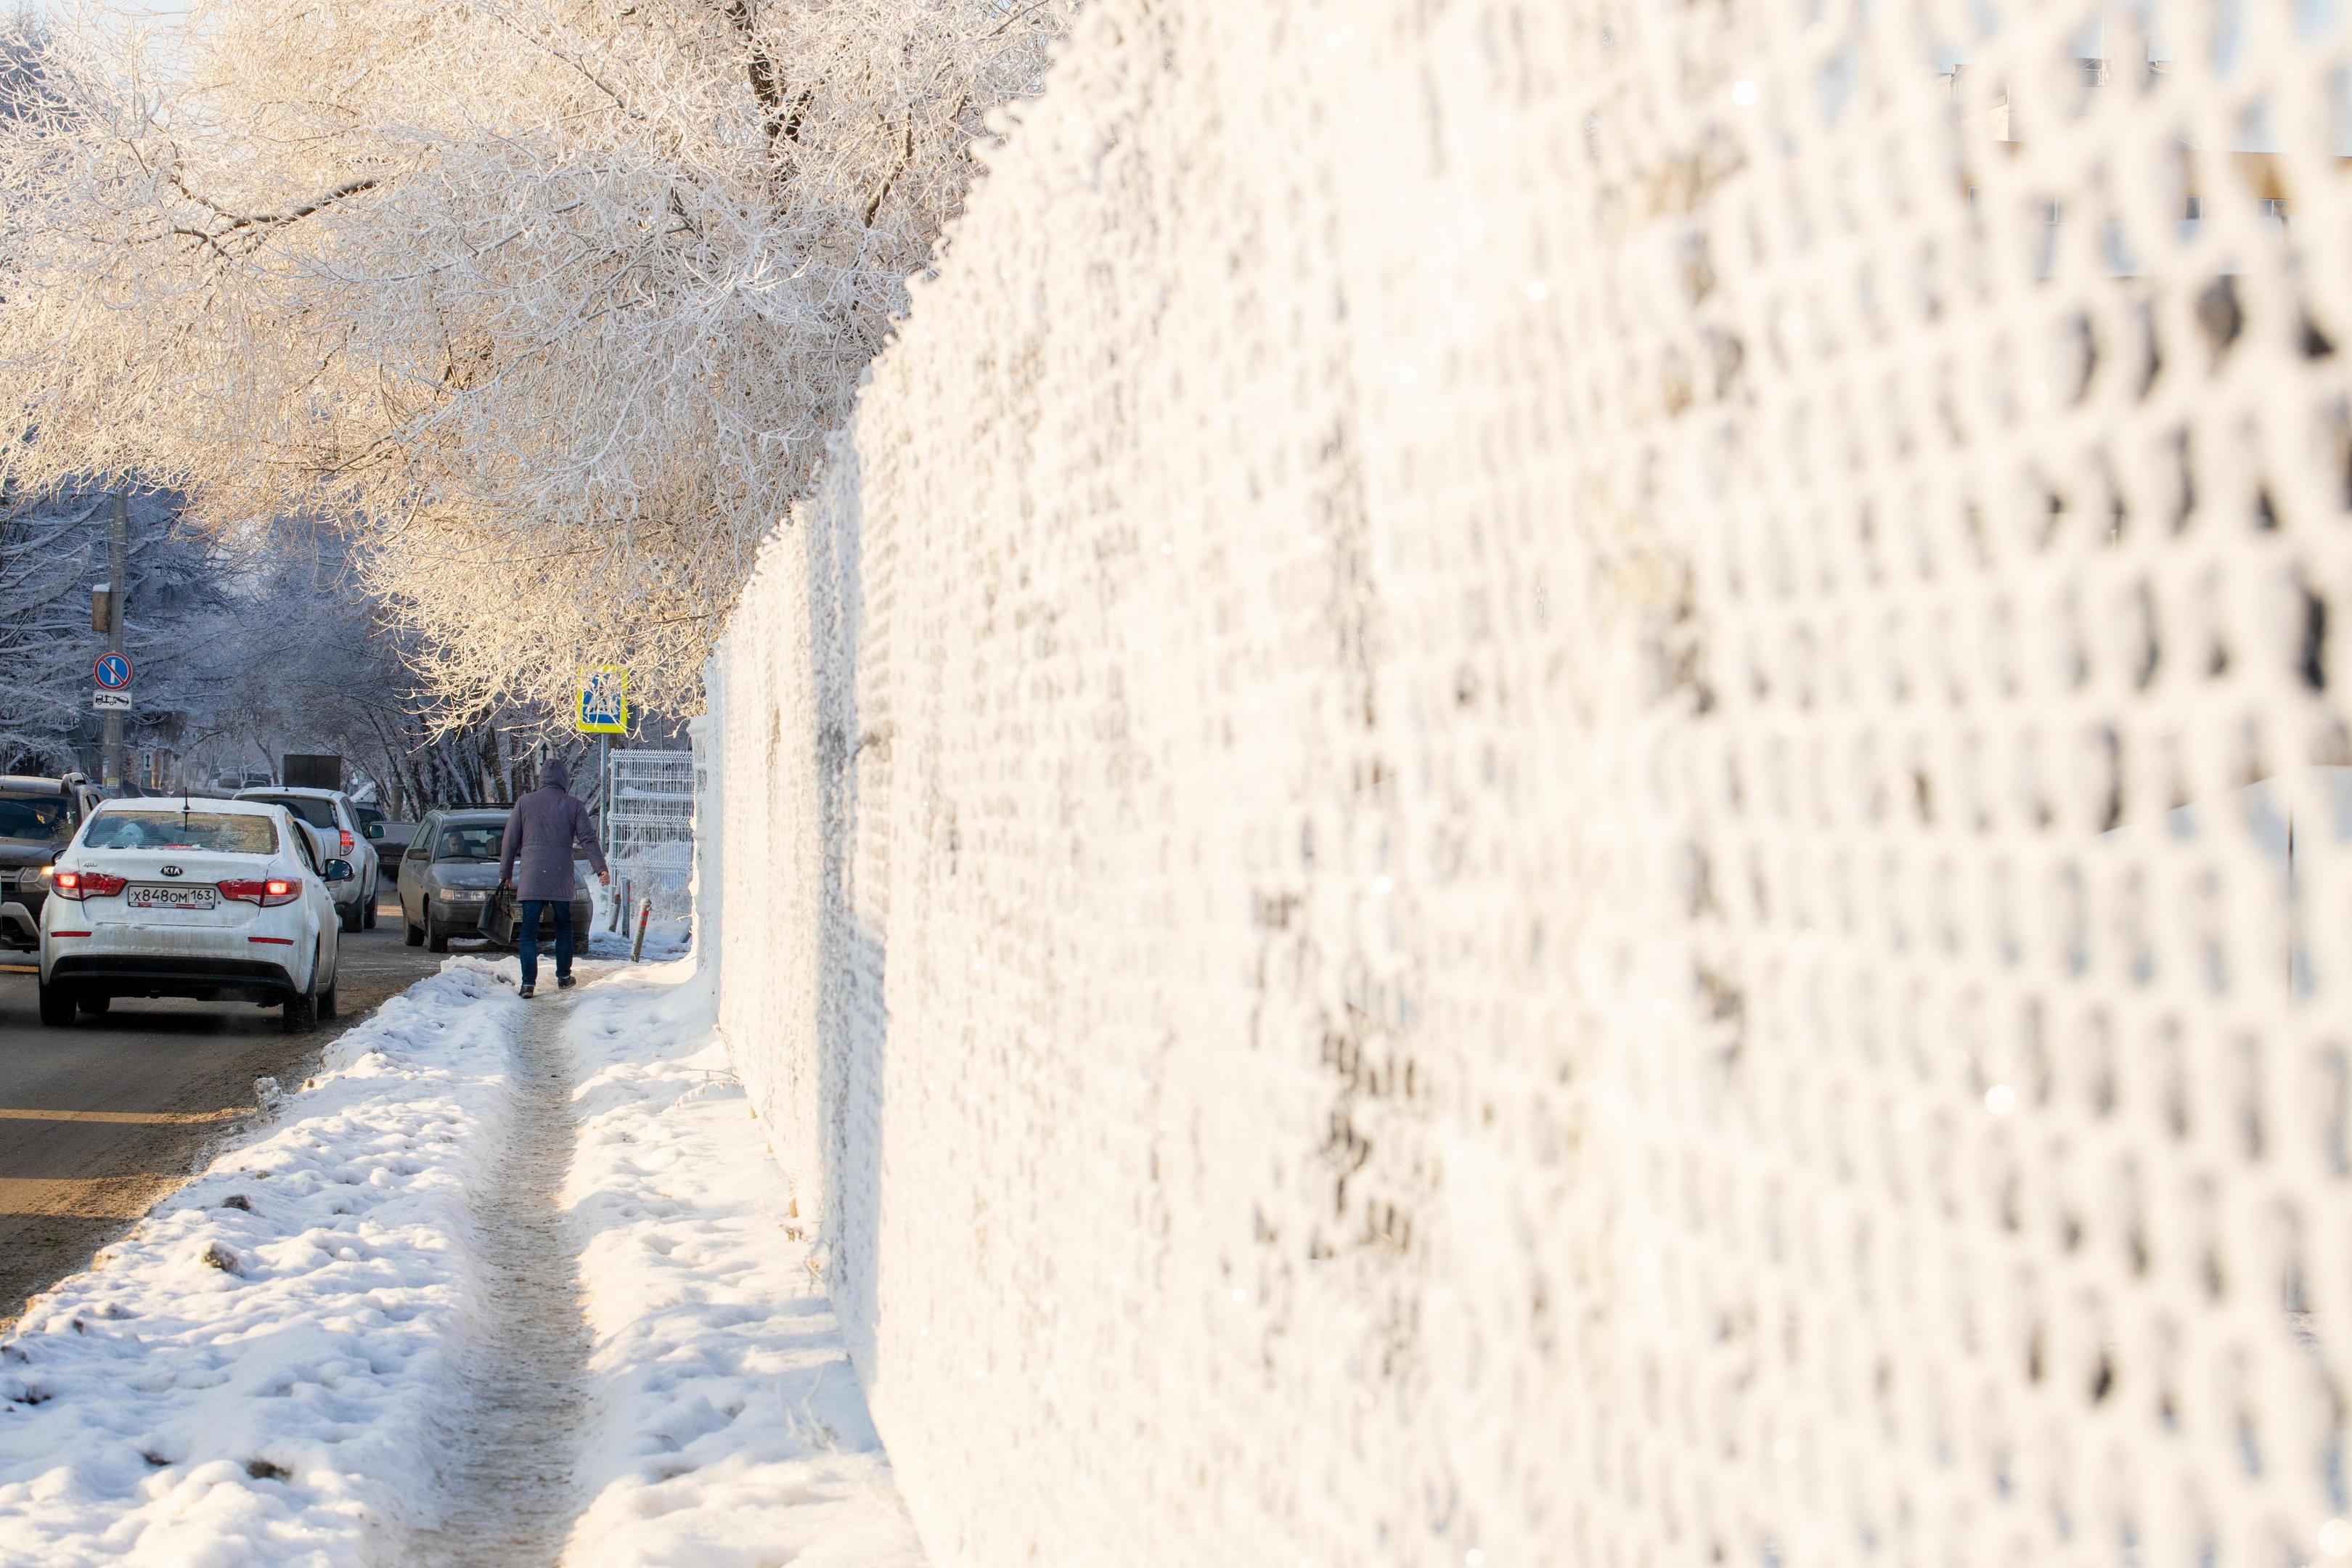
[0,888,446,1327]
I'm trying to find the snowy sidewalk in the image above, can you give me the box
[560,963,924,1567]
[0,953,922,1566]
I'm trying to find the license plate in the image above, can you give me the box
[128,885,218,910]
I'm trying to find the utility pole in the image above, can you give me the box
[103,491,126,791]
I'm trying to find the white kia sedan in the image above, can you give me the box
[36,798,351,1032]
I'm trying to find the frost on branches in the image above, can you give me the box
[0,0,1068,718]
[0,485,232,773]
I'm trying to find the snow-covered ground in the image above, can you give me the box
[581,889,692,965]
[0,958,521,1564]
[560,960,924,1567]
[0,947,920,1566]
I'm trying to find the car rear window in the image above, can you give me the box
[436,825,506,862]
[86,810,278,854]
[0,793,71,844]
[249,795,339,829]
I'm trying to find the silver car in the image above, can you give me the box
[234,787,383,933]
[398,809,595,953]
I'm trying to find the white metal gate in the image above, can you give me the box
[601,747,695,925]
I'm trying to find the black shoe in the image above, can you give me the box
[518,984,535,999]
[558,975,576,989]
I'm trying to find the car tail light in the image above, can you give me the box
[340,830,354,854]
[219,878,302,907]
[52,870,126,901]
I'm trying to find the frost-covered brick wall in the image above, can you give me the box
[698,2,2352,1564]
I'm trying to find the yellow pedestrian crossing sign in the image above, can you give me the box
[576,666,629,734]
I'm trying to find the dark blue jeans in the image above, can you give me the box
[518,899,573,987]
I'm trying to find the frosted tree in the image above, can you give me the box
[0,485,237,775]
[0,0,1068,717]
[192,534,609,814]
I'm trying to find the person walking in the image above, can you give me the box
[497,757,610,998]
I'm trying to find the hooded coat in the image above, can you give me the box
[498,759,608,902]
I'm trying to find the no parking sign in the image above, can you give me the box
[93,653,134,711]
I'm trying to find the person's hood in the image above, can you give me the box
[542,759,571,791]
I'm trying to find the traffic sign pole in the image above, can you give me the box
[103,494,125,789]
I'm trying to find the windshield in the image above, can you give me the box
[248,794,339,830]
[85,809,278,854]
[0,793,71,845]
[436,825,506,862]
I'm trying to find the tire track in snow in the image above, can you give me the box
[412,989,590,1567]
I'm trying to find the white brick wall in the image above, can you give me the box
[697,2,2352,1564]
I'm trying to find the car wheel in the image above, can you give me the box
[426,913,450,954]
[36,979,75,1027]
[340,899,362,934]
[282,984,319,1032]
[404,919,423,948]
[363,895,377,931]
[75,994,110,1016]
[317,975,338,1020]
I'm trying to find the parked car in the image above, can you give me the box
[60,775,109,817]
[36,797,348,1030]
[0,776,89,950]
[350,803,420,854]
[234,786,383,932]
[398,808,595,952]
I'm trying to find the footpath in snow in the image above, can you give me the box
[0,945,923,1567]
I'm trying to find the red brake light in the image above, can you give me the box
[219,878,302,908]
[52,870,126,901]
[339,830,354,854]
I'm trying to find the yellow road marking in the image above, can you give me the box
[0,1175,180,1219]
[0,963,35,974]
[0,1107,245,1126]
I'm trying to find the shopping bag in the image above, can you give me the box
[483,886,520,947]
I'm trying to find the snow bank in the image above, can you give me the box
[581,883,693,963]
[0,944,901,1567]
[0,958,523,1564]
[585,916,690,965]
[559,956,923,1567]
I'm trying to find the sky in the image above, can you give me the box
[23,1,186,14]
[18,0,190,34]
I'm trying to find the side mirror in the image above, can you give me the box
[324,858,355,882]
[364,822,384,841]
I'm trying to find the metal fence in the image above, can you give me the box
[600,747,694,927]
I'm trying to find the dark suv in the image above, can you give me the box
[0,777,87,950]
